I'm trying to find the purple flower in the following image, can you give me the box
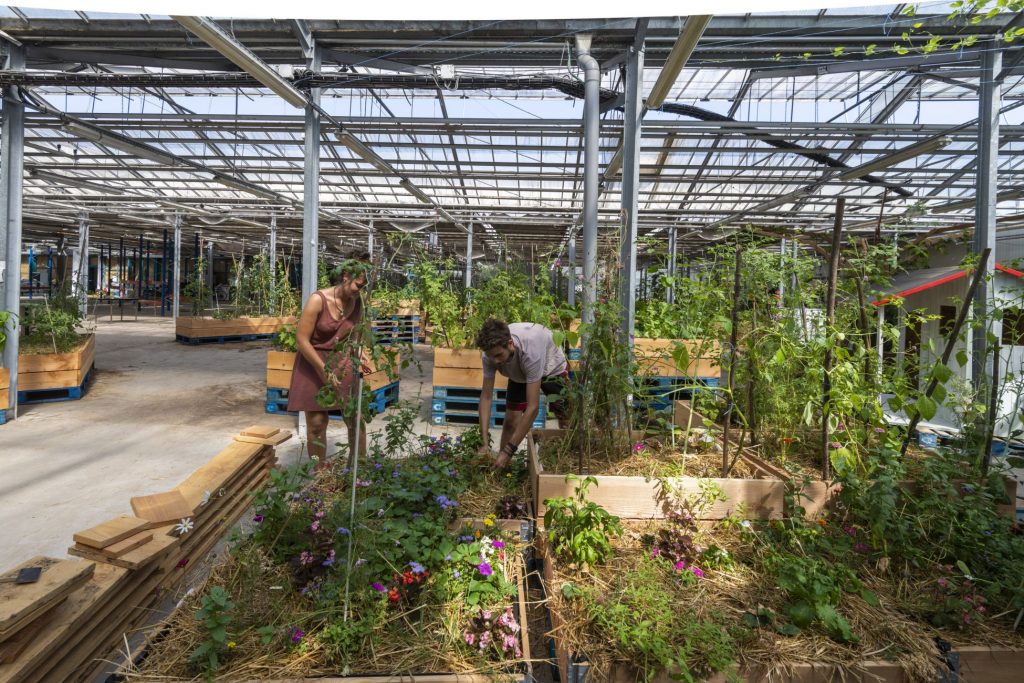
[392,471,400,478]
[673,560,686,571]
[477,562,493,576]
[491,540,505,549]
[422,465,430,472]
[372,582,386,592]
[874,427,886,433]
[459,535,474,543]
[337,527,350,536]
[830,441,842,449]
[436,494,459,510]
[374,462,383,469]
[322,549,336,567]
[651,548,661,558]
[355,558,367,567]
[409,561,426,574]
[453,569,461,578]
[691,566,705,579]
[291,628,304,643]
[252,514,264,523]
[853,542,872,554]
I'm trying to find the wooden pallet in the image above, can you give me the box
[432,347,509,390]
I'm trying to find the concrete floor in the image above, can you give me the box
[0,317,446,568]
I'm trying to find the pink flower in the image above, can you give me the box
[633,441,646,452]
[310,521,320,532]
[673,560,686,571]
[691,566,705,579]
[477,562,493,576]
[650,548,660,558]
[464,631,475,645]
[299,551,314,566]
[830,441,842,449]
[937,577,948,588]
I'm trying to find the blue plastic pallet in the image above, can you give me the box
[431,411,546,428]
[372,314,421,322]
[19,363,95,405]
[432,386,510,400]
[0,409,6,425]
[265,382,399,419]
[176,333,276,345]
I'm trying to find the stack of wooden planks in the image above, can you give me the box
[0,425,287,683]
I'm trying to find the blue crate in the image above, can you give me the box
[566,347,582,360]
[0,409,6,425]
[19,363,95,405]
[432,386,510,401]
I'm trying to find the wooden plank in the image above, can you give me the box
[0,557,95,640]
[129,490,194,527]
[365,370,393,392]
[16,369,81,391]
[101,531,153,558]
[175,441,266,510]
[17,335,93,373]
[431,366,509,390]
[634,338,720,377]
[0,603,57,664]
[240,425,280,438]
[235,431,291,447]
[72,516,150,550]
[266,350,296,371]
[68,533,177,571]
[956,645,1024,683]
[266,368,293,388]
[673,400,707,429]
[433,347,485,369]
[0,367,9,389]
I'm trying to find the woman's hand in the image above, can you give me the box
[359,350,373,376]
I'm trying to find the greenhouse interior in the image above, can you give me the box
[1,1,1024,681]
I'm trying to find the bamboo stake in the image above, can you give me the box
[821,198,846,481]
[723,242,742,476]
[900,247,991,457]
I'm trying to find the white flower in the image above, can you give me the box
[200,491,211,507]
[174,518,195,535]
[740,520,752,529]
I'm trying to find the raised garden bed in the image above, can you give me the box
[0,367,9,420]
[432,347,509,391]
[633,338,721,378]
[175,315,296,344]
[527,428,834,521]
[16,333,95,403]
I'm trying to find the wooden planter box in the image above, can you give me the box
[432,347,508,390]
[633,338,721,378]
[267,350,397,392]
[0,366,9,409]
[175,315,295,341]
[527,428,834,522]
[539,538,1020,682]
[18,334,95,393]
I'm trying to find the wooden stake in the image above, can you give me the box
[821,198,846,481]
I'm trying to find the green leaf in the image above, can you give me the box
[776,623,802,636]
[859,589,880,607]
[956,349,969,367]
[932,363,953,383]
[956,560,972,578]
[932,382,947,404]
[915,395,937,421]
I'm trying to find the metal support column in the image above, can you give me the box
[779,238,786,301]
[618,25,646,339]
[160,229,168,317]
[567,236,577,306]
[667,226,677,304]
[576,35,600,326]
[172,215,182,320]
[96,242,103,291]
[301,46,322,304]
[368,220,375,263]
[206,240,213,291]
[972,39,1001,397]
[73,214,89,315]
[269,215,277,276]
[464,221,474,291]
[137,233,143,298]
[0,42,25,413]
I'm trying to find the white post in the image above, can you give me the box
[172,214,182,320]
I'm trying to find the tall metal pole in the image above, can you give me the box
[576,35,600,326]
[972,39,1001,399]
[567,235,577,307]
[137,232,143,298]
[779,238,786,301]
[464,221,474,291]
[619,24,646,340]
[160,228,168,317]
[206,240,213,291]
[0,44,25,413]
[173,215,182,320]
[367,219,375,263]
[269,214,277,276]
[667,226,677,304]
[301,46,322,304]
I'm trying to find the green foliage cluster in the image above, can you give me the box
[188,587,235,680]
[544,475,623,567]
[225,252,299,318]
[183,250,212,317]
[20,283,85,353]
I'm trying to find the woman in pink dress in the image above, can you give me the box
[287,254,371,468]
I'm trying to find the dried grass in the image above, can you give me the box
[541,521,1020,683]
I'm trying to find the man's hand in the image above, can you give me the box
[491,443,514,471]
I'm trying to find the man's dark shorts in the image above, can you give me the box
[505,369,569,419]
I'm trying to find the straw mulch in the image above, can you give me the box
[541,520,1018,682]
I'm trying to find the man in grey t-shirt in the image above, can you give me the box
[475,319,569,469]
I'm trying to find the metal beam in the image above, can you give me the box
[0,44,24,415]
[172,15,307,108]
[172,213,182,320]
